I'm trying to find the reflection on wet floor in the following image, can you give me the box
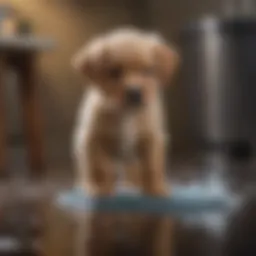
[0,154,255,256]
[44,195,256,256]
[0,192,254,256]
[0,200,41,255]
[45,210,174,256]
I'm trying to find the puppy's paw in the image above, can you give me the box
[75,179,115,196]
[79,184,114,197]
[143,185,169,197]
[75,182,96,195]
[96,186,115,197]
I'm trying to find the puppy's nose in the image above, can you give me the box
[125,88,142,106]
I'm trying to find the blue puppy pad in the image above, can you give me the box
[56,178,238,215]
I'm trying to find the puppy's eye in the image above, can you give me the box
[108,66,122,79]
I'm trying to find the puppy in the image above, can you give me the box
[72,28,180,196]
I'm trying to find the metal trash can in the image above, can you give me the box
[180,6,256,159]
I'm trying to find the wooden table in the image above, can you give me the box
[0,36,54,176]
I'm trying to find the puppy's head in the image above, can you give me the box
[73,28,180,110]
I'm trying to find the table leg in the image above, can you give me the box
[0,57,6,174]
[18,55,44,174]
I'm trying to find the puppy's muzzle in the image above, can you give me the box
[125,87,143,107]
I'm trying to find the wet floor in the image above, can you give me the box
[0,154,255,256]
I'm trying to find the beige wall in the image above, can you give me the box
[7,0,222,170]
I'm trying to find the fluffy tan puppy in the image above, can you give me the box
[72,28,180,196]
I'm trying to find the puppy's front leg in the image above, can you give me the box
[140,135,167,196]
[124,159,142,189]
[76,141,116,196]
[88,144,116,196]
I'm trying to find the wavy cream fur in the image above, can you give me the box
[72,28,179,195]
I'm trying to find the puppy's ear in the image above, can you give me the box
[72,40,107,82]
[72,49,91,76]
[154,43,180,85]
